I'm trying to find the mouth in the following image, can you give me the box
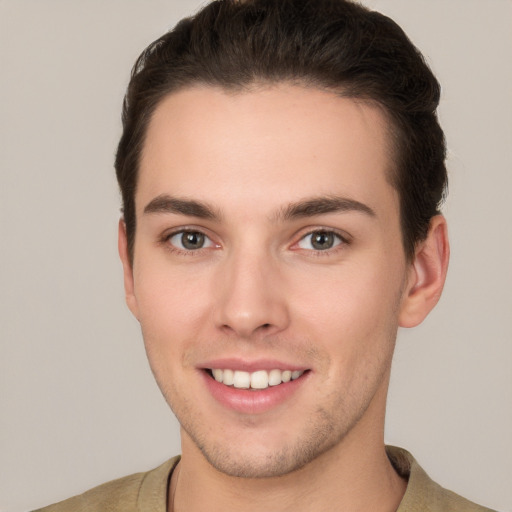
[206,368,307,390]
[200,359,311,413]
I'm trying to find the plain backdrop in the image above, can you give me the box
[1,1,511,511]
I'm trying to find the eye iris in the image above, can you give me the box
[311,231,334,250]
[182,232,204,249]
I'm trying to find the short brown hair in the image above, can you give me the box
[115,0,447,262]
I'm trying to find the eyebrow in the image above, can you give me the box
[143,194,375,222]
[143,194,220,220]
[277,196,376,221]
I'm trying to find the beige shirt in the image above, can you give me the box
[33,447,496,512]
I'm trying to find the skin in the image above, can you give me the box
[119,84,449,512]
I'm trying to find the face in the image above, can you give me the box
[122,84,414,478]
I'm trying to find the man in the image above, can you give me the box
[35,0,495,510]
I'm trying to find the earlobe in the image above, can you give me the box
[118,219,139,320]
[399,215,450,328]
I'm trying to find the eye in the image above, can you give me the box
[297,230,343,251]
[168,230,215,251]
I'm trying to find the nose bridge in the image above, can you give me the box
[214,240,289,338]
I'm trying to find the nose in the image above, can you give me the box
[213,248,290,339]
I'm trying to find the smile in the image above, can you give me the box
[209,368,305,390]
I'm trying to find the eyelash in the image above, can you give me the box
[160,228,217,256]
[160,227,351,257]
[292,228,350,257]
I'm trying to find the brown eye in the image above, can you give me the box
[298,230,342,251]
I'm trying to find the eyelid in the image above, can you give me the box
[170,231,215,249]
[290,226,352,252]
[160,226,221,254]
[158,225,351,255]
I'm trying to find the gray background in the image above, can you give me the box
[1,1,511,511]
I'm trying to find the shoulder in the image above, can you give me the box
[32,456,179,512]
[387,446,496,512]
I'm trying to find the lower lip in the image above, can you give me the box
[201,371,309,414]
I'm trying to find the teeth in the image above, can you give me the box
[268,369,282,386]
[210,368,305,389]
[251,370,269,389]
[233,370,251,389]
[222,369,234,386]
[282,370,292,383]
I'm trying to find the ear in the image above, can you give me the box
[118,219,140,320]
[399,215,450,328]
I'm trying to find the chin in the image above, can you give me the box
[200,444,313,479]
[184,412,349,479]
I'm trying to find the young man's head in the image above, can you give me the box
[116,0,449,480]
[116,0,447,264]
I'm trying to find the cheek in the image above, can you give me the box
[298,261,399,314]
[133,261,212,354]
[134,268,212,404]
[291,258,404,354]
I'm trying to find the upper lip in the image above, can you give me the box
[198,358,309,373]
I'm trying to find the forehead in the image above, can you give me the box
[138,84,398,221]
